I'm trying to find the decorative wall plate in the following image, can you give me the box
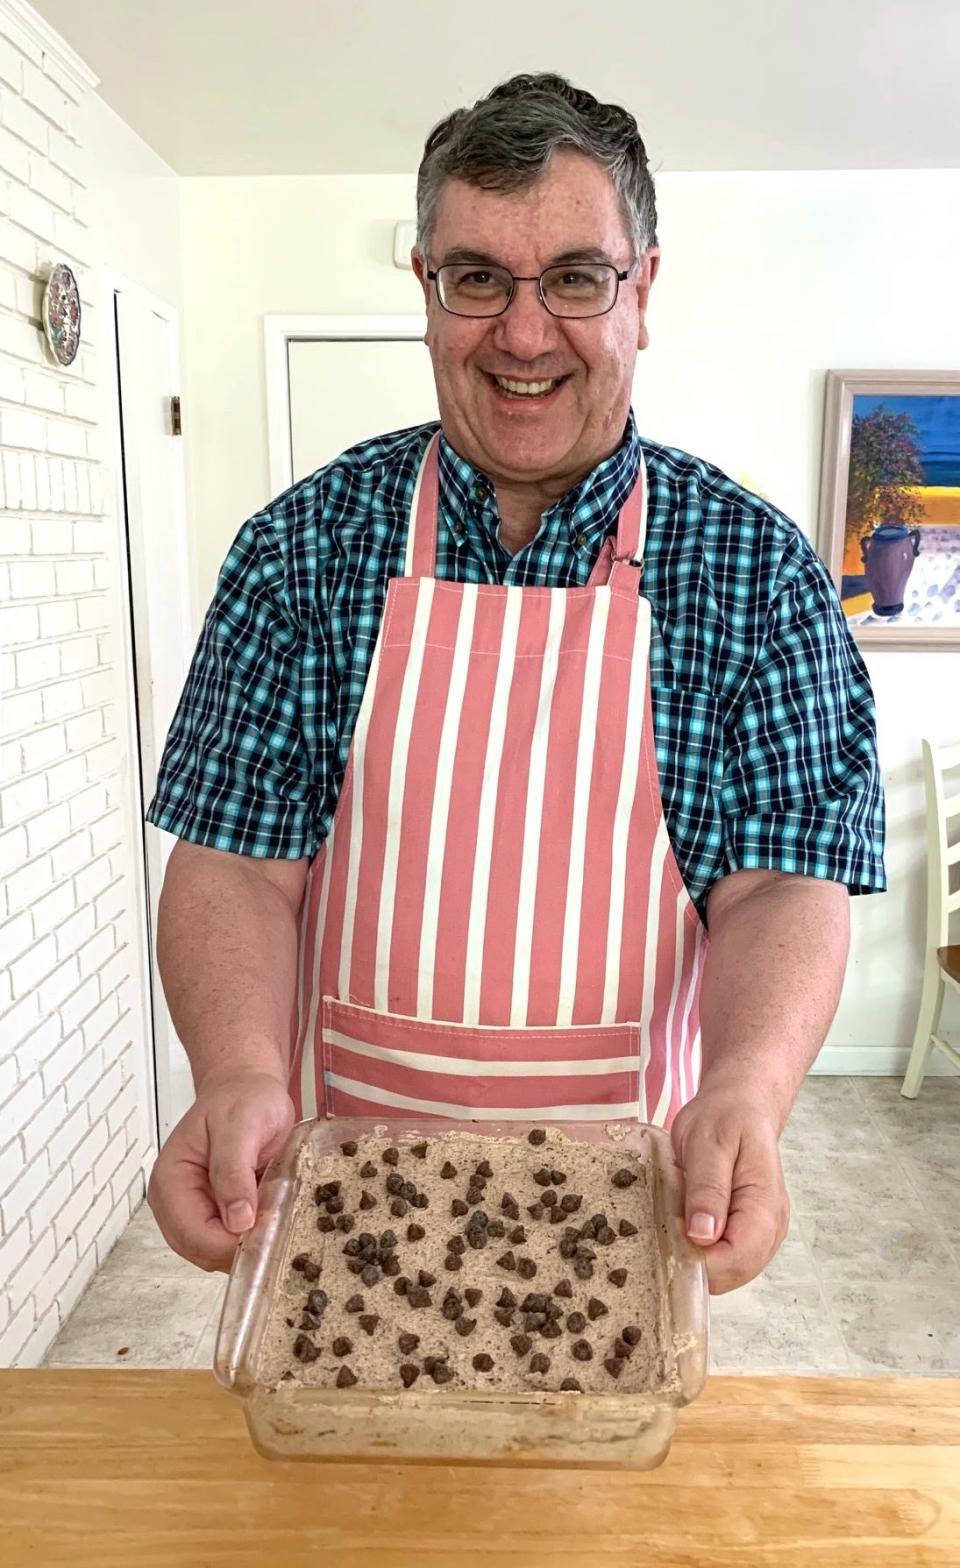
[41,261,81,367]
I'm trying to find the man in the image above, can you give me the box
[146,74,885,1293]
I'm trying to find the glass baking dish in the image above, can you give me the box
[214,1116,709,1470]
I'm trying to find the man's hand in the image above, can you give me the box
[670,1084,790,1295]
[148,1069,296,1272]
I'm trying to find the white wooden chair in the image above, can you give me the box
[901,736,960,1098]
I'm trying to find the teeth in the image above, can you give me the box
[493,376,560,396]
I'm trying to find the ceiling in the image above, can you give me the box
[31,0,960,176]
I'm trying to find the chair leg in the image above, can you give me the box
[901,961,945,1099]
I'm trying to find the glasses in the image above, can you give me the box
[426,261,632,319]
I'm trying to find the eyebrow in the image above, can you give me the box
[437,245,620,268]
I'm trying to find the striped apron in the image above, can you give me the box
[290,432,706,1127]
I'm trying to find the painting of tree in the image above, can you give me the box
[845,405,925,549]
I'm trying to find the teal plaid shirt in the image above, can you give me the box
[147,412,886,920]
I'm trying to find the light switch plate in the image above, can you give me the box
[393,221,417,269]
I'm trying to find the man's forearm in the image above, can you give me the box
[156,844,305,1092]
[697,871,851,1133]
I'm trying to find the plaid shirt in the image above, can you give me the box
[147,412,886,919]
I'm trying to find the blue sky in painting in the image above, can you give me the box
[853,394,960,485]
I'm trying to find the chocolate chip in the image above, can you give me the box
[385,1172,405,1196]
[521,1292,548,1312]
[444,1253,462,1271]
[509,1225,527,1245]
[597,1226,617,1246]
[340,1140,358,1156]
[400,1363,420,1387]
[510,1333,532,1357]
[440,1161,458,1179]
[346,1259,364,1274]
[411,1141,428,1159]
[401,1180,418,1202]
[407,1286,431,1308]
[302,1260,321,1282]
[604,1357,623,1379]
[325,1196,345,1215]
[345,1293,364,1312]
[517,1257,537,1279]
[559,1377,582,1391]
[465,1287,482,1307]
[291,1253,309,1272]
[360,1160,378,1178]
[468,1208,489,1229]
[447,1235,466,1254]
[343,1238,360,1257]
[497,1287,517,1308]
[382,1147,400,1166]
[360,1264,380,1287]
[315,1180,341,1201]
[398,1331,419,1353]
[550,1169,566,1186]
[382,1253,401,1277]
[589,1213,607,1233]
[431,1362,454,1384]
[611,1167,637,1188]
[336,1366,358,1388]
[618,1218,638,1237]
[496,1251,517,1271]
[454,1316,477,1337]
[293,1334,318,1362]
[575,1244,596,1260]
[528,1129,547,1145]
[574,1259,594,1280]
[533,1167,552,1187]
[587,1297,608,1321]
[622,1324,643,1346]
[280,1370,294,1381]
[472,1353,494,1372]
[412,1193,429,1209]
[549,1207,566,1224]
[451,1199,468,1217]
[545,1301,563,1319]
[475,1159,493,1178]
[560,1194,582,1213]
[559,1238,577,1259]
[500,1194,520,1219]
[378,1229,398,1250]
[306,1289,328,1315]
[494,1308,514,1327]
[571,1339,593,1362]
[332,1336,353,1356]
[541,1319,562,1339]
[609,1269,628,1288]
[529,1353,550,1374]
[554,1279,573,1299]
[523,1313,546,1332]
[358,1314,379,1336]
[442,1298,463,1321]
[566,1312,587,1333]
[390,1198,409,1217]
[359,1190,377,1210]
[541,1190,558,1208]
[336,1213,356,1233]
[316,1215,335,1233]
[527,1203,545,1220]
[406,1222,426,1241]
[418,1269,436,1287]
[423,1355,446,1374]
[393,1276,410,1296]
[612,1338,632,1360]
[465,1185,485,1207]
[487,1219,506,1238]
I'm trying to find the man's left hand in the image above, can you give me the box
[670,1084,790,1295]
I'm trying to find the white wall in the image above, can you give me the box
[0,0,184,1366]
[180,167,960,1066]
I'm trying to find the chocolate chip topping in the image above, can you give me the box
[574,1258,594,1280]
[345,1294,364,1313]
[358,1314,379,1335]
[340,1140,358,1156]
[451,1198,468,1217]
[406,1222,426,1241]
[571,1339,593,1361]
[587,1297,608,1321]
[497,1287,517,1309]
[554,1279,573,1299]
[611,1167,637,1188]
[622,1324,643,1346]
[550,1169,566,1186]
[400,1363,420,1387]
[465,1287,482,1307]
[359,1190,376,1210]
[517,1257,537,1279]
[332,1336,352,1356]
[608,1268,628,1287]
[316,1215,335,1232]
[390,1198,409,1217]
[510,1333,532,1357]
[418,1269,437,1287]
[529,1352,550,1374]
[360,1264,380,1287]
[496,1250,517,1271]
[472,1352,494,1372]
[494,1308,514,1327]
[475,1159,494,1178]
[440,1161,458,1179]
[454,1316,477,1337]
[559,1377,582,1391]
[560,1193,582,1213]
[604,1356,623,1378]
[618,1217,638,1237]
[292,1334,318,1363]
[407,1285,432,1308]
[411,1141,428,1159]
[431,1361,454,1384]
[566,1312,587,1333]
[444,1253,462,1271]
[533,1167,552,1187]
[527,1128,547,1145]
[291,1253,309,1272]
[393,1276,410,1296]
[306,1289,328,1315]
[382,1146,400,1166]
[336,1365,358,1388]
[360,1160,378,1178]
[398,1331,419,1353]
[541,1320,562,1339]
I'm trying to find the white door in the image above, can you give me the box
[114,289,195,1138]
[287,337,439,481]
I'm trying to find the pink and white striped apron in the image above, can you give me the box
[289,432,706,1127]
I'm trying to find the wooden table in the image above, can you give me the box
[2,1372,958,1566]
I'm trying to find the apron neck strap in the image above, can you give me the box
[404,434,648,583]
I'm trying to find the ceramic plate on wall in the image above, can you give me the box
[42,261,81,367]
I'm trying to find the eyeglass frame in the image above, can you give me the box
[425,259,635,320]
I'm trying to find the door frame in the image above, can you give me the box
[263,314,427,495]
[98,266,197,1148]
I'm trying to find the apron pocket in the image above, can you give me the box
[320,997,642,1120]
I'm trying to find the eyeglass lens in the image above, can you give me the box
[436,262,619,318]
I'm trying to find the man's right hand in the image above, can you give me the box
[147,1069,296,1272]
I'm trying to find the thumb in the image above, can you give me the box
[207,1106,273,1235]
[678,1128,734,1247]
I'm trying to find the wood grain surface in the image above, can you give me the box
[1,1371,958,1566]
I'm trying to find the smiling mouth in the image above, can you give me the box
[485,372,571,400]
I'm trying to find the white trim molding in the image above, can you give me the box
[0,0,99,92]
[813,1043,959,1076]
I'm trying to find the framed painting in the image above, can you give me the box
[818,370,960,649]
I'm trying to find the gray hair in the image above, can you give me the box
[416,73,658,262]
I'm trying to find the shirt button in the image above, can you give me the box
[452,521,465,538]
[474,483,491,502]
[575,532,587,548]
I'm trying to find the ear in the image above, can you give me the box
[411,248,430,303]
[635,247,660,352]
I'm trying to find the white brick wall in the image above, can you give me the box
[0,8,153,1366]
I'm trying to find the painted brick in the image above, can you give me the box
[1,992,42,1058]
[0,1134,25,1201]
[20,723,68,771]
[46,754,88,803]
[0,89,47,152]
[59,635,98,674]
[7,1226,57,1314]
[0,34,25,90]
[68,783,107,832]
[25,800,71,857]
[76,595,109,632]
[21,62,74,130]
[111,1144,149,1208]
[9,932,57,997]
[0,771,46,825]
[0,1221,31,1282]
[25,1158,74,1242]
[37,600,77,638]
[39,678,84,722]
[73,1184,112,1258]
[5,854,52,916]
[0,1298,34,1365]
[0,120,29,179]
[82,992,121,1055]
[73,853,112,906]
[17,451,37,509]
[9,561,57,602]
[1,404,46,450]
[69,1111,109,1187]
[36,952,79,1015]
[23,368,64,413]
[52,210,88,266]
[94,879,125,927]
[81,669,114,708]
[21,1087,67,1162]
[63,710,101,752]
[53,903,95,961]
[0,1150,49,1234]
[107,1077,141,1141]
[85,737,118,780]
[75,924,115,978]
[0,515,31,552]
[46,1103,89,1177]
[46,418,87,460]
[96,944,128,997]
[56,559,99,600]
[30,878,76,937]
[62,1046,102,1114]
[32,518,73,553]
[87,1060,122,1124]
[89,815,121,861]
[58,974,100,1036]
[27,150,73,212]
[40,1028,84,1096]
[0,603,39,645]
[92,1196,131,1270]
[92,1126,127,1195]
[0,825,26,876]
[6,179,55,242]
[0,688,43,737]
[52,1240,97,1327]
[16,1299,61,1368]
[15,1011,62,1080]
[51,826,91,881]
[40,1229,79,1307]
[46,124,84,183]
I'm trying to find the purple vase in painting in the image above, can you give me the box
[860,523,922,616]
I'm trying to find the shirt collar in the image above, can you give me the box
[437,409,641,557]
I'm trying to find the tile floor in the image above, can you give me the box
[42,1075,960,1377]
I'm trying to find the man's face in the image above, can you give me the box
[412,149,660,491]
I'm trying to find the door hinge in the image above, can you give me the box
[170,395,182,436]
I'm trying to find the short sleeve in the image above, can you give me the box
[146,512,319,858]
[719,534,886,895]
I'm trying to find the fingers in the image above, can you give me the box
[206,1080,294,1235]
[701,1178,790,1295]
[672,1110,735,1247]
[148,1149,240,1273]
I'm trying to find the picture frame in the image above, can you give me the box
[817,370,960,650]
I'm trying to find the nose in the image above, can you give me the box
[490,278,565,363]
